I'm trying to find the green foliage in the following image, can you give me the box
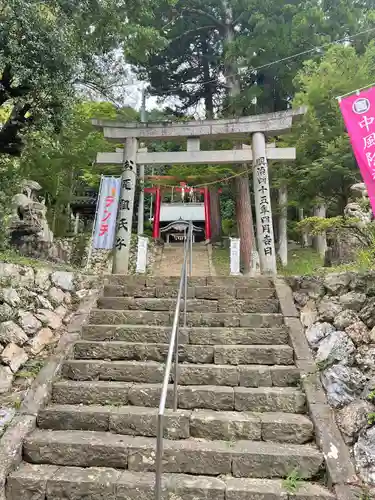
[12,399,22,410]
[17,359,45,379]
[222,219,237,237]
[128,0,375,117]
[367,413,375,425]
[298,216,375,248]
[282,469,302,493]
[281,43,375,209]
[297,216,356,236]
[0,0,166,156]
[367,390,375,403]
[359,488,371,500]
[16,100,136,237]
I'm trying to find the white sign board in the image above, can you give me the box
[230,238,241,275]
[136,236,148,274]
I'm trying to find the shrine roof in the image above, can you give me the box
[92,107,306,141]
[71,195,97,209]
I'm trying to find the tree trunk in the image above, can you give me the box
[202,35,222,243]
[209,186,222,243]
[223,0,253,273]
[234,175,253,273]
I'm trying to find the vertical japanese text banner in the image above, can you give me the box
[339,88,375,215]
[93,177,121,249]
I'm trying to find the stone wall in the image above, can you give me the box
[55,235,156,275]
[0,263,99,434]
[289,271,375,486]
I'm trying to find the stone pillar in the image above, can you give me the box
[152,187,162,239]
[278,185,288,267]
[313,204,327,258]
[203,187,211,241]
[252,132,277,274]
[113,137,138,274]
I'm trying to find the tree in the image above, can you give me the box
[278,43,375,214]
[126,0,375,271]
[0,0,168,156]
[17,101,138,235]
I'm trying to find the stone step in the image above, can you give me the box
[52,381,305,413]
[82,325,290,345]
[104,284,277,300]
[23,430,323,478]
[73,341,294,366]
[97,296,280,313]
[61,360,298,386]
[38,405,314,444]
[88,310,284,327]
[106,275,274,289]
[7,464,335,500]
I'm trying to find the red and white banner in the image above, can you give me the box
[339,87,375,215]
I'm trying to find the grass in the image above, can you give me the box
[211,246,230,276]
[282,470,302,493]
[279,248,324,276]
[17,359,45,380]
[211,245,325,277]
[211,244,374,277]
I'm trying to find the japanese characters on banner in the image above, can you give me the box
[93,177,121,249]
[339,88,375,215]
[254,156,276,260]
[230,238,241,275]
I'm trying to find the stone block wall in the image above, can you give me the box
[0,263,99,402]
[54,235,156,275]
[289,271,375,486]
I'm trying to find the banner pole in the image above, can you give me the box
[86,175,104,271]
[336,81,375,100]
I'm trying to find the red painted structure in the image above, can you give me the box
[144,181,220,240]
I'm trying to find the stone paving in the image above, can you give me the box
[155,243,213,277]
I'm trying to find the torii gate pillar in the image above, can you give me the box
[252,132,277,275]
[113,138,138,274]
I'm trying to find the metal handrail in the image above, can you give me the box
[155,221,193,499]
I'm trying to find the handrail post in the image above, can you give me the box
[189,221,193,276]
[155,414,164,500]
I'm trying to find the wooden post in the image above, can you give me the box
[152,187,162,239]
[204,187,211,241]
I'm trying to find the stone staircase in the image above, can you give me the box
[156,244,212,277]
[6,276,335,499]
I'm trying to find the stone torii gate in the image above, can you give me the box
[93,109,304,275]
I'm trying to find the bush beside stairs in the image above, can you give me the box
[7,276,337,499]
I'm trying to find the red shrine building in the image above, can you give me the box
[144,180,218,243]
